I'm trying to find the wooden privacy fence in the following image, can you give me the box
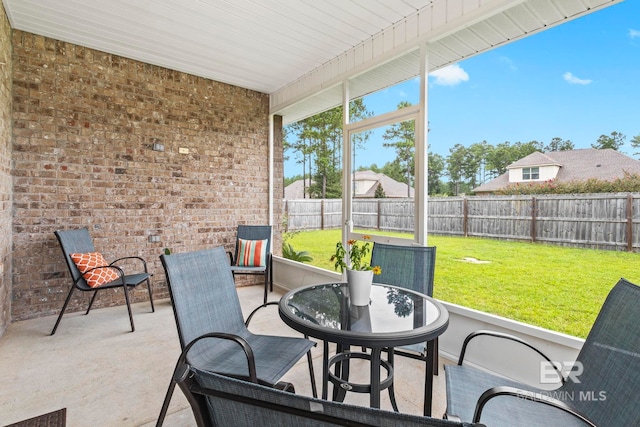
[284,193,640,252]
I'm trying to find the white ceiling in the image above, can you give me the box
[2,0,429,93]
[2,0,623,123]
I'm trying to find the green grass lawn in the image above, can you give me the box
[285,229,640,338]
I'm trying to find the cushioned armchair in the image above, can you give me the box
[444,278,640,426]
[228,225,273,304]
[51,227,154,335]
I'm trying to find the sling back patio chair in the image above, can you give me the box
[228,225,273,304]
[370,242,438,415]
[159,247,316,403]
[444,277,640,426]
[157,339,483,427]
[51,227,154,335]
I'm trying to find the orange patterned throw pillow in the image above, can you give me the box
[70,252,120,288]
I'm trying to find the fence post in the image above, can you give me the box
[321,199,325,230]
[627,194,633,252]
[463,197,468,237]
[285,200,289,232]
[531,197,537,243]
[377,199,381,230]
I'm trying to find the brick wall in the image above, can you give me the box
[11,30,280,321]
[0,2,13,335]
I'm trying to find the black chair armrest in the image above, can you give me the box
[458,330,565,384]
[157,332,257,427]
[227,250,235,265]
[244,301,279,327]
[473,385,597,426]
[182,332,257,382]
[110,256,149,273]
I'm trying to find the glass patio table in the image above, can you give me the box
[278,282,449,415]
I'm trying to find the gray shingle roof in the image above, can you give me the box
[357,171,414,198]
[283,171,414,199]
[474,149,640,193]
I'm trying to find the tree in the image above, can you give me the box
[382,101,415,197]
[284,174,304,187]
[374,183,386,198]
[446,144,466,195]
[545,137,574,152]
[630,134,640,158]
[380,160,405,184]
[465,141,491,187]
[592,131,626,150]
[513,140,543,159]
[427,153,445,195]
[284,122,315,198]
[485,140,541,179]
[284,99,372,199]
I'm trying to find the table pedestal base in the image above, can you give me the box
[327,350,395,409]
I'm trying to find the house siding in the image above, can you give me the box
[509,165,559,183]
[10,30,279,322]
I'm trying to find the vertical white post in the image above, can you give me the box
[415,44,429,245]
[342,81,352,264]
[268,113,274,227]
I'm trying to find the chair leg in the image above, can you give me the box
[156,373,179,427]
[122,284,135,332]
[269,256,273,292]
[306,346,318,398]
[423,340,436,416]
[85,290,99,315]
[51,286,75,335]
[432,338,439,376]
[146,277,155,312]
[387,348,399,412]
[263,270,268,305]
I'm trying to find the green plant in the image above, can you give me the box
[330,235,381,274]
[282,242,313,263]
[281,214,300,243]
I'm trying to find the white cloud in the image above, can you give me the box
[430,64,469,86]
[630,29,640,39]
[563,72,592,85]
[499,56,518,71]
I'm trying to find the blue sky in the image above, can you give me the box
[285,1,640,178]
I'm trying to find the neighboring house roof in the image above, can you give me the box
[355,171,414,198]
[474,149,640,194]
[283,171,413,199]
[284,179,312,199]
[507,151,562,169]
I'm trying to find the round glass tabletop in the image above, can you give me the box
[279,282,449,348]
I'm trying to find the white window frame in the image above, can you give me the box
[523,167,540,180]
[340,44,429,251]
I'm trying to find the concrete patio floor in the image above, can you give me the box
[0,285,449,426]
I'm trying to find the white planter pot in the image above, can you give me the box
[346,269,373,306]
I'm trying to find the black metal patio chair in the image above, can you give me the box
[51,227,154,335]
[228,225,273,304]
[159,246,317,415]
[444,277,640,426]
[370,242,438,414]
[156,338,483,427]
